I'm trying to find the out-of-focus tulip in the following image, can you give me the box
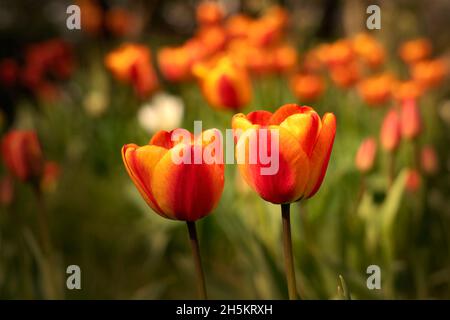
[122,129,224,221]
[232,104,336,204]
[196,26,228,56]
[411,59,447,89]
[302,49,323,73]
[399,38,432,65]
[272,44,298,73]
[421,145,439,175]
[193,56,252,111]
[105,7,136,37]
[158,46,194,82]
[0,176,13,206]
[355,137,377,173]
[330,62,360,88]
[290,73,325,102]
[358,73,395,106]
[405,169,421,193]
[77,0,103,36]
[225,14,252,39]
[380,109,401,152]
[248,6,288,48]
[105,43,159,98]
[0,58,19,87]
[41,161,61,193]
[137,93,184,133]
[392,80,423,101]
[1,131,44,182]
[196,1,224,26]
[321,40,354,67]
[352,33,385,69]
[401,98,422,140]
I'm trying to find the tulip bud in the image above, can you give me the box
[405,169,421,193]
[193,56,252,111]
[380,109,401,152]
[1,130,44,182]
[355,138,377,173]
[421,145,439,175]
[401,98,422,140]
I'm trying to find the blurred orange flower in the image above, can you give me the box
[405,168,421,193]
[399,38,432,65]
[272,44,298,73]
[355,137,377,173]
[105,7,136,37]
[411,59,447,89]
[105,43,159,98]
[358,73,395,106]
[232,104,336,204]
[290,73,325,102]
[193,56,252,111]
[321,40,354,67]
[196,1,224,26]
[330,62,360,88]
[380,109,401,152]
[122,129,224,221]
[41,161,61,193]
[392,80,423,101]
[77,0,103,36]
[225,14,252,39]
[352,33,385,69]
[1,131,44,182]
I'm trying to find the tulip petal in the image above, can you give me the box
[304,113,336,198]
[246,110,273,125]
[279,111,321,156]
[269,104,313,125]
[122,144,168,217]
[236,126,309,204]
[151,144,224,221]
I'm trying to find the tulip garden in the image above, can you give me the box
[0,1,449,300]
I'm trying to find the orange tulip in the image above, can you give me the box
[401,98,422,140]
[77,0,103,36]
[122,129,224,221]
[321,40,354,67]
[41,161,61,193]
[411,59,447,89]
[225,14,252,39]
[290,73,325,102]
[158,46,194,82]
[196,1,224,26]
[355,137,377,173]
[1,130,44,182]
[399,38,432,65]
[232,104,336,204]
[105,43,159,98]
[392,80,423,101]
[358,73,395,106]
[193,56,252,111]
[248,6,288,48]
[421,145,439,175]
[272,44,298,74]
[196,26,228,56]
[352,33,385,69]
[105,7,136,37]
[330,62,360,88]
[380,109,401,152]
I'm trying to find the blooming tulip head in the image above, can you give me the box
[1,130,44,183]
[105,43,159,98]
[355,137,377,173]
[380,109,401,152]
[358,73,395,106]
[411,59,447,90]
[232,104,336,204]
[193,56,252,111]
[122,129,224,221]
[401,98,422,140]
[352,33,385,69]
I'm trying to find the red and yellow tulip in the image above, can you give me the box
[193,56,252,111]
[122,129,224,221]
[105,43,159,98]
[232,104,336,204]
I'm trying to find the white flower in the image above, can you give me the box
[137,92,184,133]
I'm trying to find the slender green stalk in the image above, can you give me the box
[388,151,395,189]
[186,221,207,299]
[281,203,298,300]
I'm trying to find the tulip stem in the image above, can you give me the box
[281,203,298,300]
[186,221,207,300]
[388,152,395,189]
